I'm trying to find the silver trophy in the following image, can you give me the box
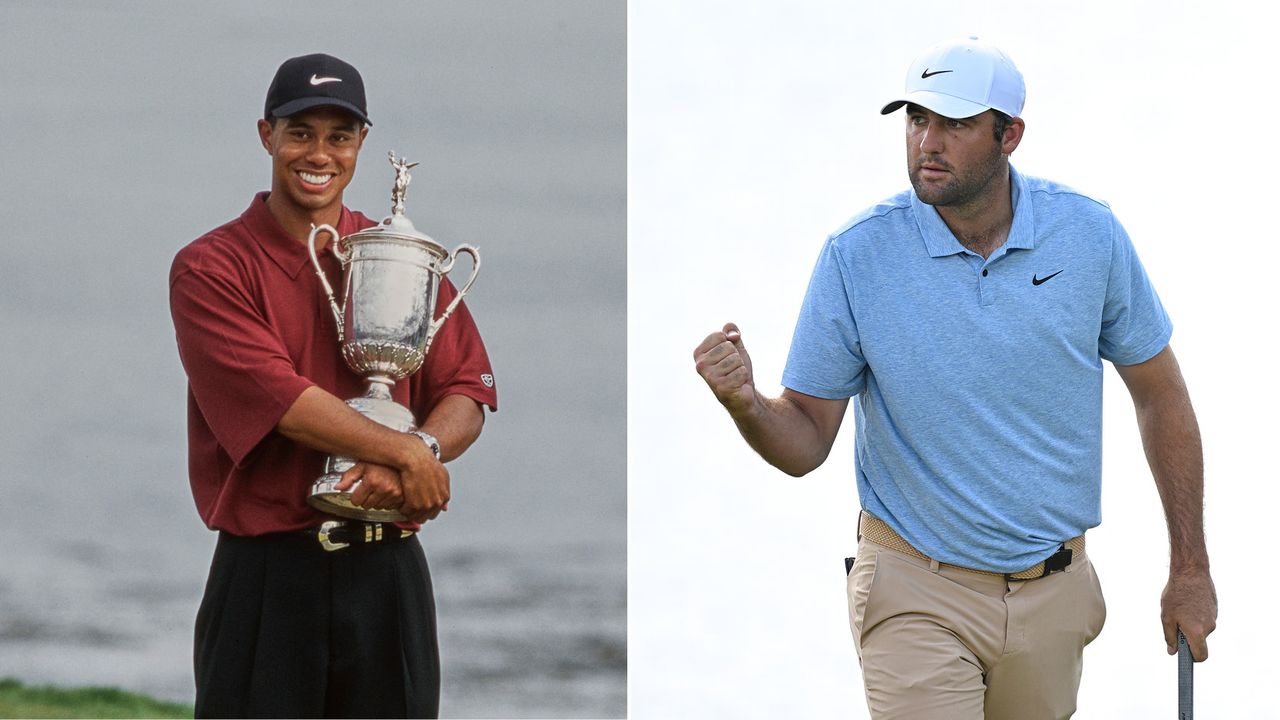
[305,152,480,521]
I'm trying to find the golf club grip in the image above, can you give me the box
[1178,629,1193,719]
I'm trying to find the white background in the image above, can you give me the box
[630,1,1275,717]
[0,2,624,714]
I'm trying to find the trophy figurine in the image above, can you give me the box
[305,152,480,521]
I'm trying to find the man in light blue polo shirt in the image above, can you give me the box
[693,36,1217,719]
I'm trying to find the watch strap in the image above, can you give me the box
[409,430,441,460]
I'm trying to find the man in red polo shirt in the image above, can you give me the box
[169,53,497,718]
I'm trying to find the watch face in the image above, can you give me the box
[414,431,441,459]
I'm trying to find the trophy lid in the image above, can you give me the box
[342,152,447,254]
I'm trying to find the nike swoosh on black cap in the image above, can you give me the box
[265,53,371,125]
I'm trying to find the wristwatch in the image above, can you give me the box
[409,430,441,461]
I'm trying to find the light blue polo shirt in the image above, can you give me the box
[782,166,1171,573]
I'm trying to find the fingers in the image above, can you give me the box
[696,354,749,397]
[1162,611,1215,661]
[705,346,747,377]
[402,503,448,524]
[339,456,450,521]
[694,341,735,372]
[692,330,731,359]
[1167,622,1212,661]
[694,324,744,355]
[1184,628,1210,662]
[403,502,445,525]
[1176,614,1215,661]
[1162,616,1179,656]
[693,323,757,416]
[341,476,397,510]
[335,463,364,492]
[414,506,444,524]
[348,464,403,511]
[1161,571,1217,662]
[350,485,373,508]
[353,488,397,512]
[348,479,384,509]
[693,326,749,378]
[398,461,451,523]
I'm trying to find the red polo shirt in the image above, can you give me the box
[170,192,498,536]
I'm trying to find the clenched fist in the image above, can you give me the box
[693,322,757,416]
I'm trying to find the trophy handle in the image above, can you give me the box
[424,244,481,354]
[308,224,348,343]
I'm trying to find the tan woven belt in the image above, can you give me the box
[859,511,1085,581]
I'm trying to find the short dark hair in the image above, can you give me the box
[991,110,1012,142]
[265,111,366,131]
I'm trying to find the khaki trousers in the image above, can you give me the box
[846,535,1106,720]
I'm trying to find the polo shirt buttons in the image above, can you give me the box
[978,266,994,307]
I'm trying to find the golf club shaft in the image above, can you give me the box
[1178,629,1193,719]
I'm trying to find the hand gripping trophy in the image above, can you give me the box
[306,152,480,521]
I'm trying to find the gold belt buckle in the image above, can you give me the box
[317,520,349,552]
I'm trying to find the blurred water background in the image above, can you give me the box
[0,2,625,717]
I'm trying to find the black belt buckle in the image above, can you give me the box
[1003,543,1073,582]
[1039,544,1073,578]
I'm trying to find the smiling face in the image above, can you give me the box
[257,106,368,231]
[905,104,1022,211]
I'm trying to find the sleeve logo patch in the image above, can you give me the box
[480,373,494,388]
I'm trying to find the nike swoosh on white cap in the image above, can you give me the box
[310,74,342,85]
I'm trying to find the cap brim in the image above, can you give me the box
[270,96,371,125]
[880,91,989,119]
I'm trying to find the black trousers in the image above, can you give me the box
[194,530,440,718]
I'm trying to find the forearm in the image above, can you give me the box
[1135,387,1208,570]
[277,386,421,468]
[1115,348,1216,658]
[731,393,841,477]
[420,394,485,462]
[694,325,847,475]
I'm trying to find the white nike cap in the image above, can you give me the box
[880,36,1025,119]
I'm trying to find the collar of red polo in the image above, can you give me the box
[240,191,367,278]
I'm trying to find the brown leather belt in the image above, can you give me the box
[859,511,1085,581]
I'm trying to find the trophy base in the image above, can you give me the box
[308,474,408,522]
[308,388,416,523]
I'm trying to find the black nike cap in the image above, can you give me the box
[264,53,371,126]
